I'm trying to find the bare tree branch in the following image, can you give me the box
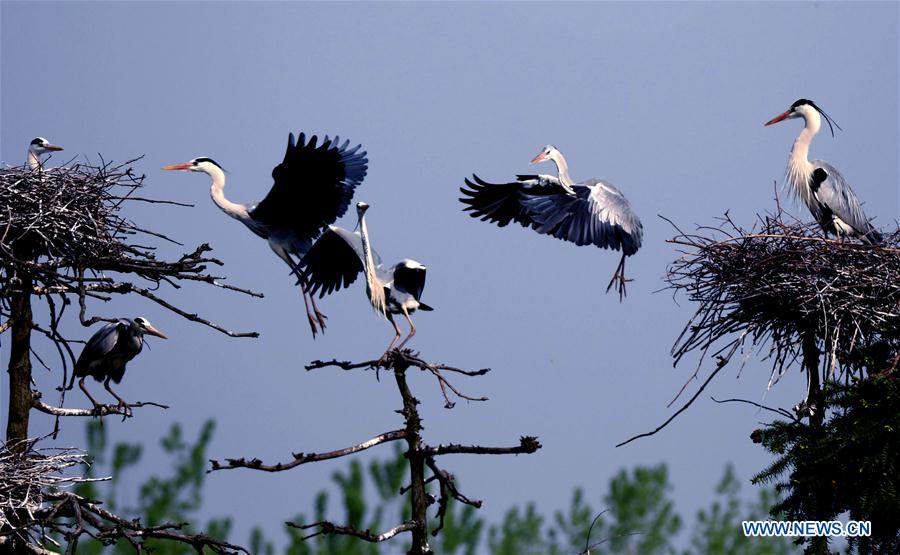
[209,429,407,473]
[286,520,417,543]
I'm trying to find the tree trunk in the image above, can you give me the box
[5,272,33,452]
[394,365,433,555]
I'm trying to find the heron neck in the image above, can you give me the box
[207,167,249,221]
[27,150,41,170]
[358,213,386,315]
[786,118,818,206]
[551,153,575,188]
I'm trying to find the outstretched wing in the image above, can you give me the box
[250,132,368,240]
[459,174,563,228]
[73,321,124,378]
[392,260,427,300]
[300,226,368,298]
[810,161,881,242]
[520,179,643,255]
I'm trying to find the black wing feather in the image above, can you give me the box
[250,132,368,240]
[300,228,364,298]
[393,263,427,300]
[458,174,558,228]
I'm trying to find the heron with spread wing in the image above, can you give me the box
[460,145,643,299]
[301,202,432,355]
[163,132,368,336]
[765,99,881,244]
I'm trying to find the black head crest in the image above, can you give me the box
[30,137,45,146]
[791,98,842,138]
[194,157,224,170]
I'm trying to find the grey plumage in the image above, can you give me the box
[68,317,166,409]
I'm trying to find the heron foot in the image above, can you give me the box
[605,270,632,302]
[314,308,328,330]
[306,312,320,338]
[116,401,133,420]
[604,254,632,302]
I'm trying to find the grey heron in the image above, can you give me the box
[765,99,882,244]
[460,145,643,299]
[162,132,368,336]
[27,137,63,170]
[67,317,167,413]
[301,202,432,354]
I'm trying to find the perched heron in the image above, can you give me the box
[27,137,63,170]
[460,145,643,299]
[765,99,881,244]
[67,317,167,412]
[163,132,368,336]
[301,202,432,354]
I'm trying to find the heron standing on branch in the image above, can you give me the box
[765,99,881,244]
[68,317,167,413]
[163,132,368,336]
[27,137,63,170]
[301,202,432,355]
[460,145,643,299]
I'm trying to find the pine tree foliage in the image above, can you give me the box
[752,373,900,554]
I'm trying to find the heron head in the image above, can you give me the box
[765,99,841,137]
[530,145,558,165]
[162,157,224,174]
[356,201,370,215]
[133,317,168,339]
[29,137,64,155]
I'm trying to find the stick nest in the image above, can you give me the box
[0,160,260,340]
[0,440,89,515]
[667,211,900,385]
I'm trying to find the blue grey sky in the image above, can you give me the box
[2,1,898,550]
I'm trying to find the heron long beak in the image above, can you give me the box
[144,325,168,339]
[44,144,64,151]
[162,162,192,171]
[765,111,791,126]
[530,152,547,164]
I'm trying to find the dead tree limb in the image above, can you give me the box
[217,348,540,554]
[209,430,407,472]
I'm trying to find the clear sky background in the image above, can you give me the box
[2,1,898,551]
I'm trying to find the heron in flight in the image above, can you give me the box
[68,317,167,414]
[27,137,63,170]
[460,145,643,299]
[301,202,432,355]
[765,99,881,244]
[163,132,368,336]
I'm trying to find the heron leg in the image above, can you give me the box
[104,377,131,418]
[382,311,403,359]
[605,253,631,301]
[396,307,417,350]
[275,246,323,337]
[79,377,102,413]
[308,291,328,330]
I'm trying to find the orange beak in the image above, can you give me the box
[162,162,192,171]
[44,144,64,151]
[530,152,547,164]
[144,324,168,339]
[765,111,791,126]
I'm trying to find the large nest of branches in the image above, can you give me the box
[667,211,900,385]
[0,160,259,339]
[0,161,147,264]
[0,439,246,553]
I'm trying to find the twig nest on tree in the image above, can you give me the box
[668,212,900,379]
[0,160,150,267]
